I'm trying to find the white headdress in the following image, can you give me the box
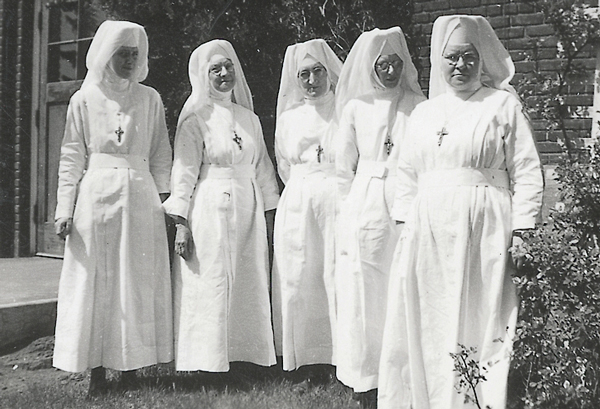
[82,20,148,89]
[335,27,423,117]
[429,15,516,98]
[178,39,253,128]
[276,39,343,120]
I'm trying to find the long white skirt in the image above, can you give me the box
[336,171,399,392]
[173,171,276,372]
[272,164,337,370]
[53,166,173,372]
[378,184,518,409]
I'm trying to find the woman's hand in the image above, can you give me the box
[55,217,73,240]
[175,223,193,260]
[509,231,533,270]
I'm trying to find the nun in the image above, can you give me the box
[53,20,173,394]
[334,26,425,399]
[162,39,279,372]
[272,39,343,381]
[378,15,544,409]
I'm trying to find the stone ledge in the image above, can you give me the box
[0,300,57,353]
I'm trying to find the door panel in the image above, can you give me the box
[34,0,104,257]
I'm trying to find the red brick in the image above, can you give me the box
[489,16,510,29]
[496,27,525,40]
[471,6,486,14]
[481,0,508,4]
[531,120,548,131]
[537,141,564,153]
[507,37,537,50]
[510,13,545,26]
[449,0,480,7]
[413,13,432,24]
[536,48,558,60]
[504,3,519,14]
[537,37,559,47]
[486,4,502,16]
[518,3,536,14]
[422,1,450,11]
[515,61,536,73]
[526,24,555,37]
[538,59,565,71]
[510,50,532,62]
[566,95,593,105]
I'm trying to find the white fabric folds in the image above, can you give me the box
[53,20,173,373]
[272,39,342,371]
[378,15,544,409]
[334,27,425,392]
[163,39,279,372]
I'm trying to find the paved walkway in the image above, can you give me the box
[0,257,62,307]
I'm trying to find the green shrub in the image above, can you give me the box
[509,145,600,408]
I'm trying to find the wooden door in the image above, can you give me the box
[33,0,105,256]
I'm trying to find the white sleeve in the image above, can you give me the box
[162,114,203,219]
[55,92,87,220]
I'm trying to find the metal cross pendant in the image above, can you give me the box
[115,126,124,142]
[316,144,324,163]
[384,136,394,156]
[437,127,448,146]
[232,131,243,150]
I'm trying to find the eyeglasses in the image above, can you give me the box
[375,60,402,72]
[209,62,235,75]
[443,52,479,66]
[298,66,327,82]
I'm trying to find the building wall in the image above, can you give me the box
[0,0,34,257]
[412,0,596,163]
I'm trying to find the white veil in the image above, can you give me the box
[335,27,423,118]
[81,20,148,90]
[276,39,343,120]
[429,15,516,99]
[177,40,253,128]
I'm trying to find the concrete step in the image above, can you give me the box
[0,257,62,353]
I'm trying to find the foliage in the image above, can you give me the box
[509,144,600,408]
[518,0,600,159]
[95,0,413,142]
[450,344,491,409]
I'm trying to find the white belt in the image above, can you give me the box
[290,162,335,178]
[87,153,149,171]
[355,160,397,178]
[199,164,256,179]
[418,168,509,189]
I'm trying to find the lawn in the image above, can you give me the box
[0,337,360,409]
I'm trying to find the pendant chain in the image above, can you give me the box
[437,87,482,147]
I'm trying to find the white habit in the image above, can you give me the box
[53,21,173,373]
[378,15,544,409]
[272,39,343,370]
[163,40,279,372]
[334,27,425,392]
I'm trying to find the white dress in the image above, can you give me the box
[378,87,544,409]
[335,88,426,392]
[272,91,337,370]
[163,98,280,372]
[53,81,173,372]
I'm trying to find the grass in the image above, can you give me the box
[0,362,361,409]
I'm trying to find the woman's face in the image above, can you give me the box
[209,55,236,93]
[297,60,328,98]
[374,54,403,89]
[110,46,139,79]
[441,42,481,91]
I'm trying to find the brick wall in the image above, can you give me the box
[412,0,597,163]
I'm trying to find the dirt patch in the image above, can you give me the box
[0,336,85,395]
